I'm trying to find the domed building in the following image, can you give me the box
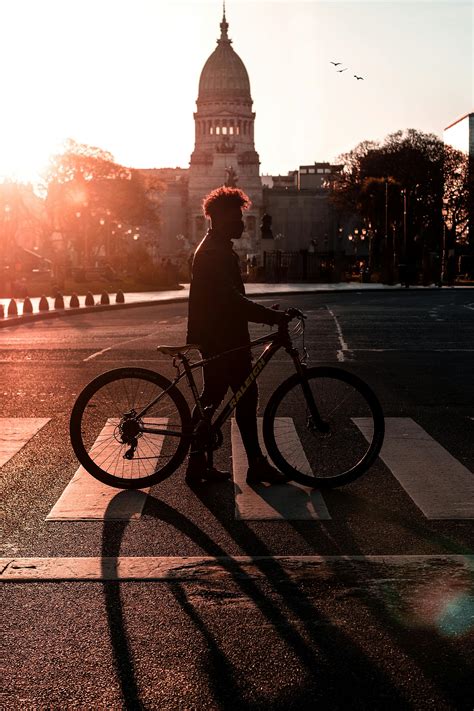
[144,6,341,277]
[188,6,263,255]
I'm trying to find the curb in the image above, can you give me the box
[1,284,473,329]
[0,296,189,328]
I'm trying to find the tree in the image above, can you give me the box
[443,145,470,243]
[0,180,48,284]
[327,129,470,281]
[43,139,164,267]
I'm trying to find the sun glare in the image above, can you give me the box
[0,135,56,186]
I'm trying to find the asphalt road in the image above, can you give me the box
[1,290,473,709]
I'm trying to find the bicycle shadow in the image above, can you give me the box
[287,485,474,708]
[239,479,329,520]
[101,487,408,710]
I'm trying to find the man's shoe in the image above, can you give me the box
[185,456,231,485]
[246,456,288,485]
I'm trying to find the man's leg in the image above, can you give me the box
[186,355,230,483]
[234,380,262,462]
[231,357,287,485]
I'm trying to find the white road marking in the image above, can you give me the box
[231,418,331,520]
[354,417,474,519]
[83,328,164,361]
[47,418,168,520]
[0,418,50,468]
[326,308,350,362]
[463,303,474,311]
[1,554,472,581]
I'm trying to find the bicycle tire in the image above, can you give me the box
[70,367,192,489]
[263,366,384,488]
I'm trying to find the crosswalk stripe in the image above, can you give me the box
[1,555,473,581]
[231,418,331,520]
[354,417,474,519]
[46,418,168,520]
[0,418,50,467]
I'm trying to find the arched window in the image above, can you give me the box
[216,125,221,135]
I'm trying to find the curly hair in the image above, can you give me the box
[202,186,251,219]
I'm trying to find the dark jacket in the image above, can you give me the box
[187,230,281,354]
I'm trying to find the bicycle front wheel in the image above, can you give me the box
[263,367,384,488]
[70,367,192,489]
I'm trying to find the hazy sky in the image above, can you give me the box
[0,0,471,182]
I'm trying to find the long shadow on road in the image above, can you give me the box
[101,489,411,710]
[289,487,474,710]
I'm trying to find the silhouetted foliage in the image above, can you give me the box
[43,139,165,264]
[328,129,470,250]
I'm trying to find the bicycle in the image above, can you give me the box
[70,308,385,490]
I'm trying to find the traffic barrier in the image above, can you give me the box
[100,292,110,305]
[85,291,95,306]
[8,299,18,316]
[70,293,80,308]
[116,290,125,303]
[39,295,49,312]
[23,297,33,314]
[54,293,65,309]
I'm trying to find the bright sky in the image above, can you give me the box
[0,0,471,183]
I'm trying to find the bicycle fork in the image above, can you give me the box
[292,357,330,433]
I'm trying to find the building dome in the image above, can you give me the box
[198,12,251,101]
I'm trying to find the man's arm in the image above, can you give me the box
[195,250,287,326]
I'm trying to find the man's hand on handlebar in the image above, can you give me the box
[269,304,306,328]
[285,307,306,321]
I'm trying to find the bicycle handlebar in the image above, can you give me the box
[285,307,306,321]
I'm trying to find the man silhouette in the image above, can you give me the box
[186,186,289,485]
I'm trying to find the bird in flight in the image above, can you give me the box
[337,68,348,73]
[330,61,342,66]
[354,75,364,80]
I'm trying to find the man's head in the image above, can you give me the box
[202,186,251,240]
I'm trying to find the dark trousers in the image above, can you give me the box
[191,350,262,463]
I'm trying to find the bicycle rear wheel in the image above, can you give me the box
[70,367,191,489]
[263,367,384,488]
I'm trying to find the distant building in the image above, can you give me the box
[444,112,474,156]
[141,10,348,267]
[261,162,344,254]
[298,162,343,190]
[188,7,262,257]
[143,8,262,260]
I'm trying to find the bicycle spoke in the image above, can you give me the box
[267,371,380,483]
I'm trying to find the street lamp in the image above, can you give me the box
[401,188,407,257]
[441,206,448,284]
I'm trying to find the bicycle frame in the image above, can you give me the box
[136,325,308,439]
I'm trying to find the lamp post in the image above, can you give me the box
[441,206,448,285]
[401,188,407,258]
[348,229,367,279]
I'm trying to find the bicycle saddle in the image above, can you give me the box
[156,344,200,356]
